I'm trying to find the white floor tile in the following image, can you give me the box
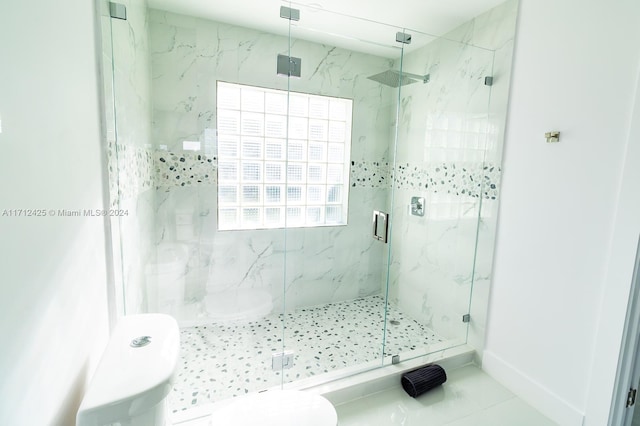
[445,398,557,426]
[335,385,480,426]
[335,365,557,426]
[444,364,514,408]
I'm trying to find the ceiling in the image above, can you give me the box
[146,0,507,57]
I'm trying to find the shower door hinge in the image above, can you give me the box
[484,76,494,86]
[277,54,302,78]
[109,2,127,20]
[272,350,294,370]
[396,32,412,44]
[280,6,300,21]
[627,388,637,407]
[462,314,471,323]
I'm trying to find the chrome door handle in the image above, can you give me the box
[372,210,389,243]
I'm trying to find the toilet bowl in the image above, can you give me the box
[76,314,180,426]
[206,389,338,426]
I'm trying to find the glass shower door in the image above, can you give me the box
[280,4,405,386]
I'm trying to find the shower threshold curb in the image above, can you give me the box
[300,344,475,406]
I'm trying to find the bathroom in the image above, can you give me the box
[1,0,640,425]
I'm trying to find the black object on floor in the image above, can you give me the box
[401,364,447,398]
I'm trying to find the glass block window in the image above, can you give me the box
[217,81,352,230]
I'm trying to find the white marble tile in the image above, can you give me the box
[335,382,480,425]
[148,9,394,154]
[444,0,519,51]
[445,364,515,408]
[446,398,557,426]
[334,364,555,426]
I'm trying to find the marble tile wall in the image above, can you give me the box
[148,10,398,312]
[107,141,155,207]
[153,184,390,314]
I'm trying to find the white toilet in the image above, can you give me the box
[76,314,337,426]
[206,389,338,426]
[76,314,180,426]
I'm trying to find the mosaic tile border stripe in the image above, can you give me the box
[349,161,390,189]
[108,141,155,208]
[150,152,501,199]
[393,162,501,199]
[155,151,218,187]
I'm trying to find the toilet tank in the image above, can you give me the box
[76,314,180,426]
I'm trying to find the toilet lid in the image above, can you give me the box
[207,390,337,426]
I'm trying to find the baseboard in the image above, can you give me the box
[482,350,585,425]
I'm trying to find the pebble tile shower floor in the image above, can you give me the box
[170,295,443,414]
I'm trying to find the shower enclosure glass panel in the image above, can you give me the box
[150,9,293,405]
[106,3,294,409]
[104,0,156,322]
[282,5,406,385]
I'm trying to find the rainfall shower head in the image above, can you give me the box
[367,70,430,88]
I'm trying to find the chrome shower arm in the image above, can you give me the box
[402,72,430,83]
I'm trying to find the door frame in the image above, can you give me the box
[610,236,640,425]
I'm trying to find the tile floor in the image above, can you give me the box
[334,364,557,425]
[170,295,443,413]
[176,364,557,425]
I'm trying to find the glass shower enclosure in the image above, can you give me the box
[101,0,508,418]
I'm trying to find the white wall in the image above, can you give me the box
[0,0,111,424]
[483,0,640,424]
[586,63,640,425]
